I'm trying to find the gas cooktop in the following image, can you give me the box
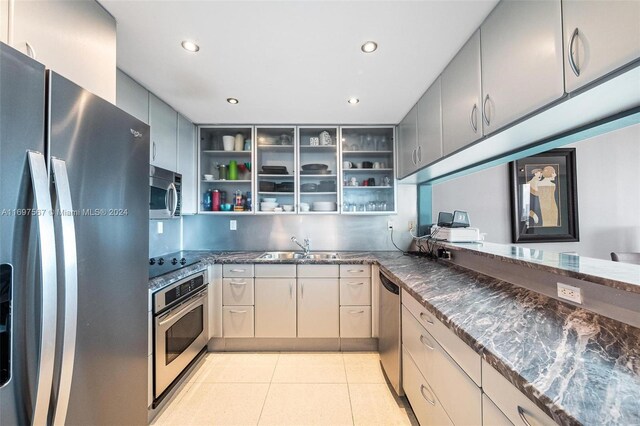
[148,251,201,279]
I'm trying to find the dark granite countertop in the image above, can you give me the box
[147,250,640,425]
[438,241,640,295]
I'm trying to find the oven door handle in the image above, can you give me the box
[158,290,207,327]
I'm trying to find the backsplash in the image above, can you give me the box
[149,218,182,257]
[184,185,417,251]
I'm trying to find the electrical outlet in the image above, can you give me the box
[230,220,237,231]
[557,282,582,304]
[156,221,163,234]
[408,220,415,231]
[387,220,394,230]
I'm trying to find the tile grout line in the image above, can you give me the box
[342,352,356,426]
[256,351,281,425]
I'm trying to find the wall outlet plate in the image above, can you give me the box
[557,282,582,304]
[387,220,393,230]
[230,220,237,231]
[156,221,163,234]
[408,220,415,231]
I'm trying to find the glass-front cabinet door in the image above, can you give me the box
[297,126,339,214]
[255,126,297,214]
[340,126,396,214]
[198,126,254,214]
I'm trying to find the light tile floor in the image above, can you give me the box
[152,352,418,426]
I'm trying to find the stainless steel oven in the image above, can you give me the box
[153,271,208,400]
[150,165,181,219]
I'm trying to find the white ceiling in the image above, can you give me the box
[100,0,498,125]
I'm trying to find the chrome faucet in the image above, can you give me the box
[291,236,311,255]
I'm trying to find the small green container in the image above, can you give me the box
[228,160,238,180]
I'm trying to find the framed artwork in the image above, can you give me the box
[509,148,579,243]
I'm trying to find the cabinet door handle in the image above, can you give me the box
[417,146,422,163]
[348,269,364,273]
[230,269,246,273]
[289,283,293,298]
[229,310,247,314]
[25,41,37,59]
[470,104,478,133]
[349,310,365,314]
[517,406,533,426]
[300,283,304,299]
[348,282,364,286]
[411,149,416,165]
[419,384,436,406]
[568,27,581,77]
[482,94,491,126]
[230,280,246,286]
[419,312,434,325]
[152,141,157,160]
[419,335,435,350]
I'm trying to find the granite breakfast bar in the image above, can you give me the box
[149,250,640,426]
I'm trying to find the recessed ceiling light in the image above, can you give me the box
[361,41,378,53]
[347,97,360,105]
[181,40,200,52]
[227,98,239,104]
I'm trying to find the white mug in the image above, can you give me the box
[349,177,358,186]
[373,162,381,169]
[343,161,352,169]
[356,162,363,169]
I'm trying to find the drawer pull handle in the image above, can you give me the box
[349,310,365,314]
[517,406,533,426]
[230,269,246,273]
[348,282,364,286]
[419,312,434,325]
[348,269,364,273]
[419,335,435,351]
[419,384,436,406]
[229,310,247,314]
[230,281,247,285]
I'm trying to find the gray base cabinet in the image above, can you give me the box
[442,30,483,155]
[255,278,297,338]
[563,0,640,93]
[480,0,564,135]
[297,278,340,338]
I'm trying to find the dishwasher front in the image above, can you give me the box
[378,271,403,396]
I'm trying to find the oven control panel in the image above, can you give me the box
[154,272,206,314]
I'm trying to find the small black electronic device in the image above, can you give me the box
[437,212,454,227]
[450,210,470,228]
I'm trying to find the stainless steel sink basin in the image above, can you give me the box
[257,251,340,260]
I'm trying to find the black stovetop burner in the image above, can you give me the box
[148,251,200,279]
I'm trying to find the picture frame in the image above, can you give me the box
[509,148,579,243]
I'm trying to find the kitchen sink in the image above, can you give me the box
[257,251,340,260]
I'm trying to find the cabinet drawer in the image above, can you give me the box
[339,278,371,305]
[340,306,371,338]
[401,289,481,385]
[223,306,254,337]
[222,278,254,306]
[402,347,453,426]
[483,394,512,426]
[339,264,371,278]
[482,359,555,426]
[223,264,254,277]
[402,307,481,425]
[255,264,296,278]
[297,264,339,278]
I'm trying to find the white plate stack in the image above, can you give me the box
[312,201,337,212]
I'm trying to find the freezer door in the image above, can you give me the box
[47,71,150,425]
[0,43,54,426]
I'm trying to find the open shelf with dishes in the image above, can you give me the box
[297,126,339,214]
[198,126,254,214]
[340,126,397,214]
[256,126,297,214]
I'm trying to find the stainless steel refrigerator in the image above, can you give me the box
[0,43,149,425]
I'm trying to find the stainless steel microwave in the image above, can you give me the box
[150,166,181,219]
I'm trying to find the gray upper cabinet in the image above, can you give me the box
[563,0,640,93]
[480,0,564,135]
[442,30,482,156]
[149,93,178,171]
[177,114,197,214]
[397,104,418,179]
[116,70,149,124]
[416,77,442,166]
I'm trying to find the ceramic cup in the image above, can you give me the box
[349,177,358,186]
[356,162,363,169]
[373,162,381,169]
[203,174,214,181]
[222,135,235,151]
[343,161,353,169]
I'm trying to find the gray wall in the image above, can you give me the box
[184,184,417,251]
[432,124,640,260]
[149,218,182,257]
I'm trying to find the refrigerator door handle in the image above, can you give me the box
[26,151,57,426]
[50,158,78,426]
